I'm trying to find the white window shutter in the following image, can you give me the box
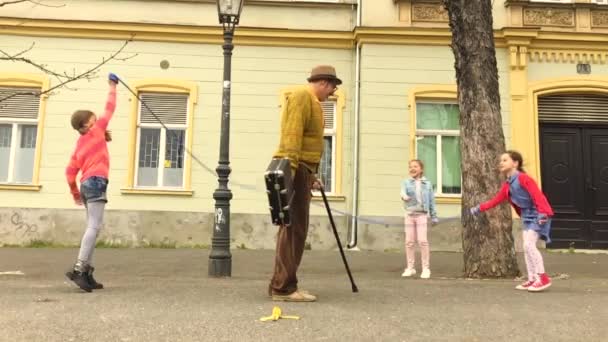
[0,87,40,120]
[321,100,336,130]
[139,92,188,125]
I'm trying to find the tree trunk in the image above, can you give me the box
[443,0,520,278]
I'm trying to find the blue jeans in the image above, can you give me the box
[80,176,108,205]
[76,176,108,268]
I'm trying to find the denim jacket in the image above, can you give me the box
[400,177,437,219]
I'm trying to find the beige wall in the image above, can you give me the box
[1,0,356,31]
[0,35,353,217]
[362,0,507,29]
[357,44,511,218]
[528,61,608,83]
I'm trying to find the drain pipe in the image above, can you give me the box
[347,0,362,250]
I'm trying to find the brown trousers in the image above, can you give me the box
[269,164,312,295]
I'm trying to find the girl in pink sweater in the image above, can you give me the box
[65,73,118,292]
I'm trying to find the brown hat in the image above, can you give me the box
[307,65,342,85]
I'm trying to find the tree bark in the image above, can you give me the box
[443,0,520,278]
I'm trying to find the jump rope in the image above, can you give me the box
[114,75,464,229]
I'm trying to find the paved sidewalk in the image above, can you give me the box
[0,248,606,342]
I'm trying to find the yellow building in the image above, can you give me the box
[0,0,606,250]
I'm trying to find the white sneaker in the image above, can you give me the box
[401,268,416,277]
[420,268,431,279]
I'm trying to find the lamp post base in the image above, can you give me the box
[208,257,232,277]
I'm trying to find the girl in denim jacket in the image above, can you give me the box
[400,159,438,279]
[470,150,554,292]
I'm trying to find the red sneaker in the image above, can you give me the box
[515,280,535,291]
[527,273,552,292]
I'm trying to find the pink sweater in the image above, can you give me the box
[65,86,116,196]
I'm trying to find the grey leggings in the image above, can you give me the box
[76,201,105,267]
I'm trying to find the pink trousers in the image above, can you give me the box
[523,229,546,281]
[404,213,429,269]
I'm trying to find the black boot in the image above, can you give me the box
[65,264,93,293]
[86,266,104,290]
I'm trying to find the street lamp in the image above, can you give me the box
[209,0,244,277]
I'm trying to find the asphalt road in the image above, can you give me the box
[0,248,606,342]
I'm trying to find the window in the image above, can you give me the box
[0,87,41,185]
[135,92,188,188]
[124,80,197,195]
[415,102,461,196]
[320,100,337,193]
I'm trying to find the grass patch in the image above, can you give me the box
[95,240,131,248]
[1,240,75,248]
[142,240,177,249]
[26,239,55,248]
[304,242,312,250]
[1,240,209,249]
[188,244,210,249]
[383,248,400,253]
[0,243,22,248]
[236,243,248,250]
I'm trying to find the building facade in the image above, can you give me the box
[0,0,606,250]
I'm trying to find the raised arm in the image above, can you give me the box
[96,74,118,130]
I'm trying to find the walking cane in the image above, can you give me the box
[319,187,358,293]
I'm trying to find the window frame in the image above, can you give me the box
[123,80,198,196]
[408,85,461,203]
[0,121,37,183]
[415,101,461,197]
[321,100,338,194]
[134,117,188,189]
[0,74,49,191]
[133,92,189,189]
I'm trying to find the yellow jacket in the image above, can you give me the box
[274,85,325,174]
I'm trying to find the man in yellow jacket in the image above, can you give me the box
[269,65,342,302]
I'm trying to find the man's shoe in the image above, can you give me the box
[268,286,312,298]
[272,290,317,302]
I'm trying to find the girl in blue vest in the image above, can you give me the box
[400,159,439,279]
[470,150,554,292]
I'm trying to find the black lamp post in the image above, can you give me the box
[209,0,244,277]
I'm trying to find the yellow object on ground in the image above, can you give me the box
[259,306,300,322]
